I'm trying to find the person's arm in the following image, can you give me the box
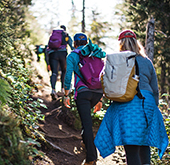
[63,53,74,108]
[150,61,159,105]
[64,54,74,91]
[68,36,74,50]
[45,52,49,65]
[63,89,70,108]
[63,91,70,108]
[94,97,103,113]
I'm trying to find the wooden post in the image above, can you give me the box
[145,17,155,62]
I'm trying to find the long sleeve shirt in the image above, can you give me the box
[136,55,159,105]
[64,46,83,91]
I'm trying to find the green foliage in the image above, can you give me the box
[88,9,113,48]
[0,0,47,162]
[25,12,48,45]
[116,0,170,95]
[0,79,12,106]
[0,110,31,165]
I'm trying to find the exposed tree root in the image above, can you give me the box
[38,124,82,139]
[38,124,48,133]
[45,133,81,139]
[45,139,74,156]
[45,106,62,116]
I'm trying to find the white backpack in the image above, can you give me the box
[101,51,142,102]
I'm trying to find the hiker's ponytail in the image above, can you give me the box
[119,37,146,58]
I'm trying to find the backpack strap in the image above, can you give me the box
[62,31,69,45]
[72,49,84,60]
[126,54,145,105]
[72,49,87,86]
[72,48,81,55]
[126,54,136,66]
[135,58,145,106]
[74,73,87,99]
[74,71,84,83]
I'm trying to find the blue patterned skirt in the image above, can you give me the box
[94,90,169,159]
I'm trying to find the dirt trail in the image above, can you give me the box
[32,56,126,165]
[34,84,86,165]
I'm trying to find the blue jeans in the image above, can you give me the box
[49,50,67,89]
[76,91,103,162]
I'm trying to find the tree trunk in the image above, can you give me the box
[82,0,85,32]
[145,17,155,62]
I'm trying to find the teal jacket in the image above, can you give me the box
[64,46,83,91]
[64,39,106,91]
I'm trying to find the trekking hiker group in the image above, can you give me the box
[43,26,168,165]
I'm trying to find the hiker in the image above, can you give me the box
[35,44,43,62]
[94,29,169,165]
[47,25,74,100]
[63,33,104,165]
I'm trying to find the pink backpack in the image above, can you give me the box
[73,49,104,90]
[48,29,67,49]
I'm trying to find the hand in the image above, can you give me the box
[63,96,71,108]
[93,101,102,113]
[47,65,51,71]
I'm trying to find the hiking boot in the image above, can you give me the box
[84,160,96,165]
[50,90,58,100]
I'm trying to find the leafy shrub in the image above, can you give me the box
[0,0,46,162]
[0,109,31,165]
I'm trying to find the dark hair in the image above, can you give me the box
[75,40,87,47]
[60,25,66,31]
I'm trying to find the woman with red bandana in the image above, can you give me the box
[94,29,168,165]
